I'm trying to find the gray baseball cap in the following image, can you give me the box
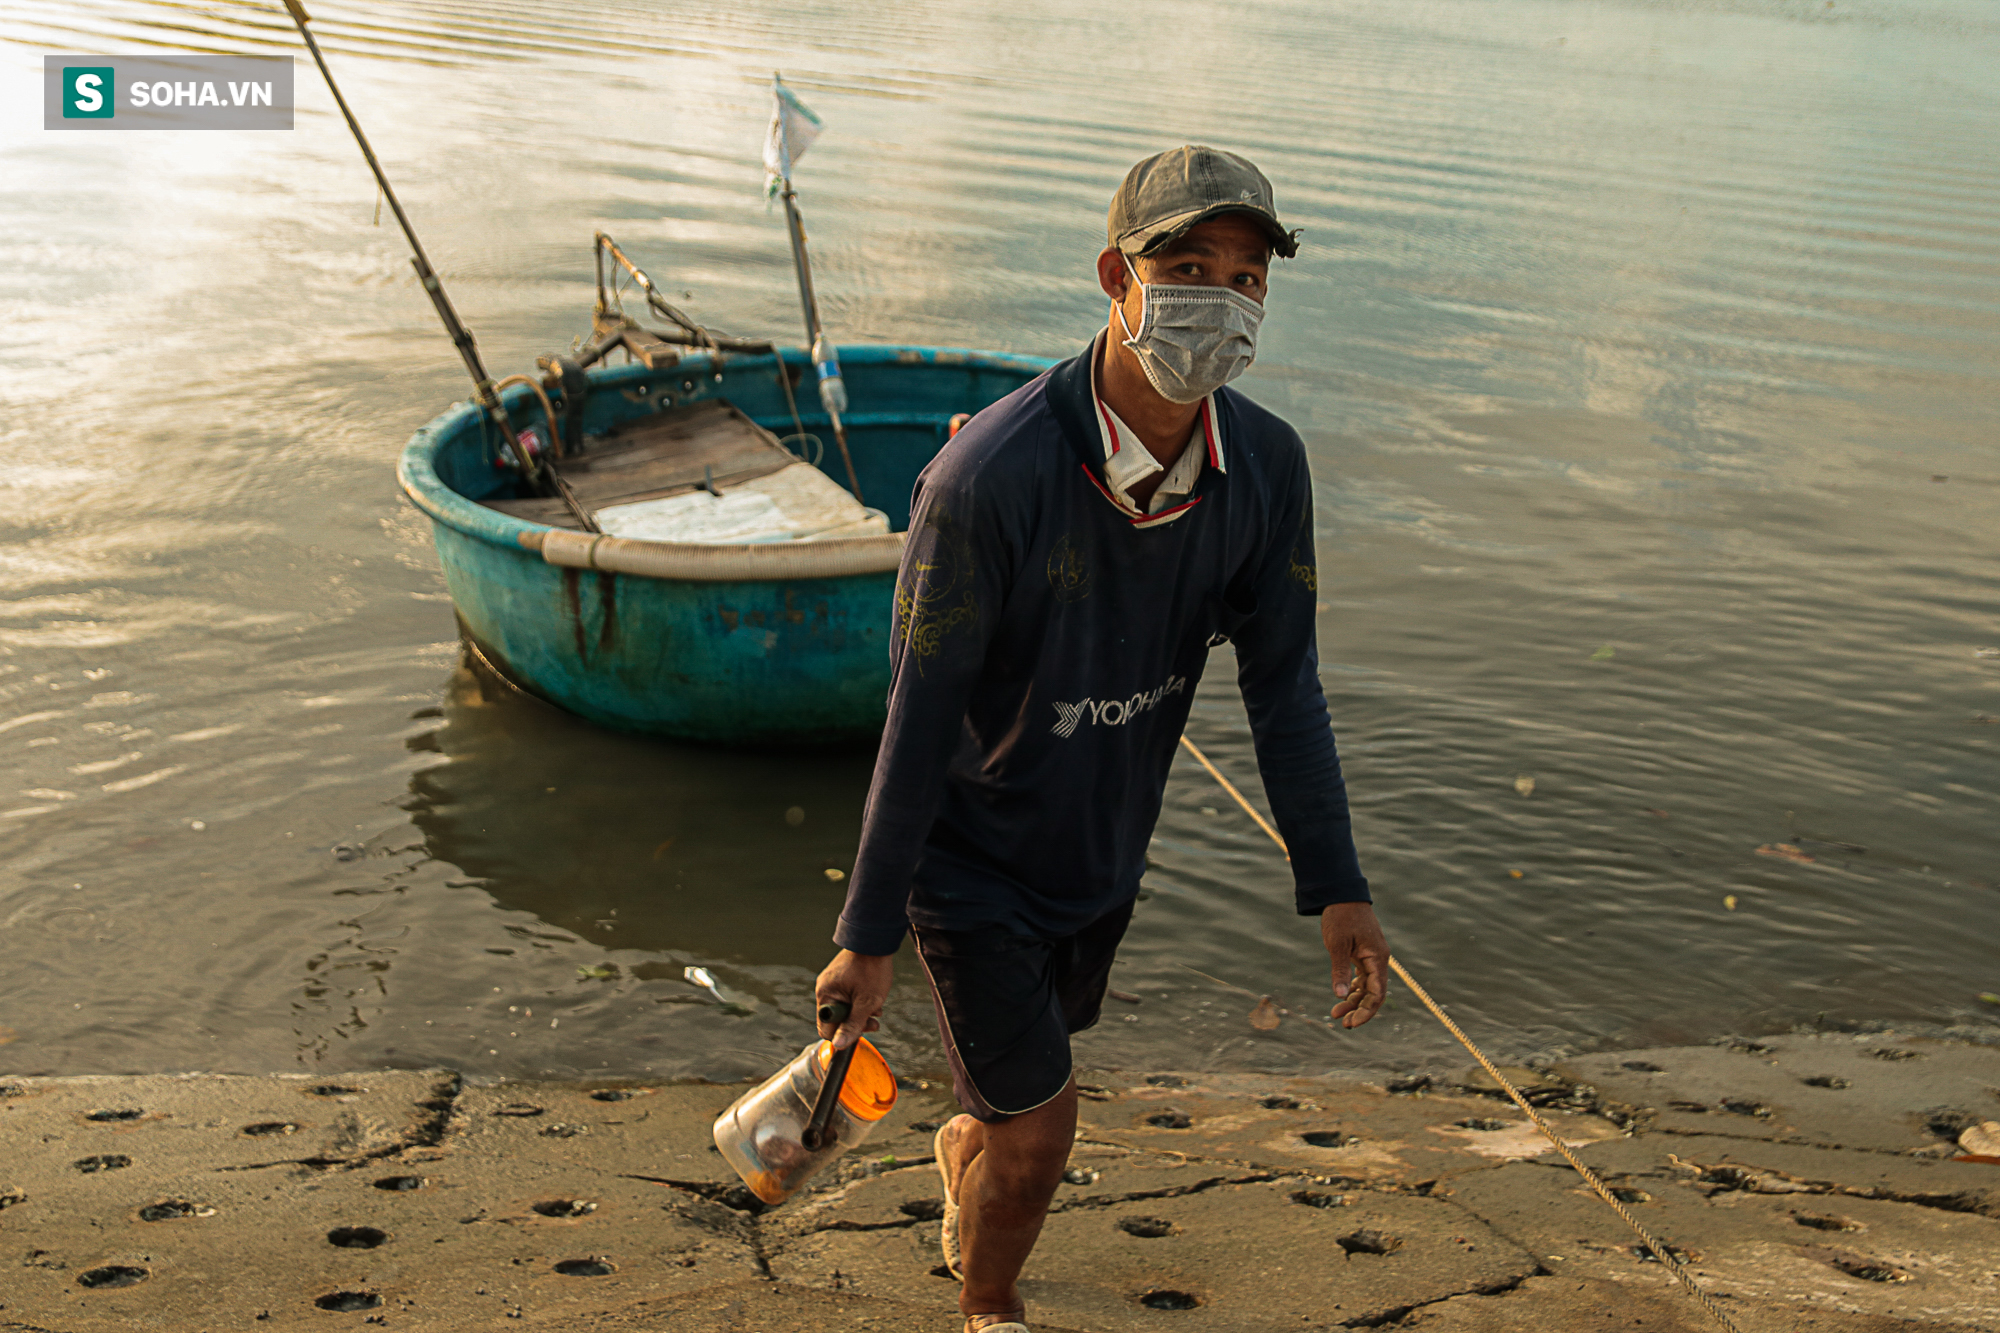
[1107,145,1300,260]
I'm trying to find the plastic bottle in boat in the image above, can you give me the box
[712,1037,897,1205]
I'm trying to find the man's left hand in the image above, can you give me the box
[1322,902,1389,1028]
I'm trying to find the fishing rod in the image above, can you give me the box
[771,75,865,504]
[279,0,597,533]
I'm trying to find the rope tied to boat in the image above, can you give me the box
[1177,733,1746,1333]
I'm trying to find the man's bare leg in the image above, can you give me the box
[937,1078,1078,1324]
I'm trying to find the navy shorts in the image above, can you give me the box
[911,900,1134,1123]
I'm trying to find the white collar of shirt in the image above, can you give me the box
[1086,331,1226,529]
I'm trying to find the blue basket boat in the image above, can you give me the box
[399,341,1050,745]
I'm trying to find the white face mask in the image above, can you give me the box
[1115,255,1265,404]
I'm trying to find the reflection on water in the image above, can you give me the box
[0,0,1995,1081]
[411,658,876,968]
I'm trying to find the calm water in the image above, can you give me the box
[1,0,1995,1085]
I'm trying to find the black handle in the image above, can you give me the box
[801,999,856,1151]
[801,1036,858,1151]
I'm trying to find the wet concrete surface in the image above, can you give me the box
[1,1033,1995,1331]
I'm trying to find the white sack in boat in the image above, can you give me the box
[594,462,888,545]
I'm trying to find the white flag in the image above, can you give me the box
[762,75,823,198]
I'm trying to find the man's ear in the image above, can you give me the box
[1096,247,1130,301]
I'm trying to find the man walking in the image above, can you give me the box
[815,146,1389,1333]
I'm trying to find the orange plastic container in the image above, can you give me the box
[712,1037,897,1205]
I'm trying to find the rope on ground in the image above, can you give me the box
[1175,733,1747,1333]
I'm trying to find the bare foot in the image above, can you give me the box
[938,1112,984,1200]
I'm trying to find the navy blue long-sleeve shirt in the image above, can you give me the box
[833,337,1368,956]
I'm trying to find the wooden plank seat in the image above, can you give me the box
[483,399,802,532]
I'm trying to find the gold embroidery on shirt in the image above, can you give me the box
[1047,533,1091,604]
[895,507,978,671]
[1288,507,1318,592]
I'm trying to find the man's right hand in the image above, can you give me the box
[814,949,894,1050]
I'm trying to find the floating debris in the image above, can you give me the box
[1514,776,1535,797]
[1249,996,1281,1031]
[1755,843,1815,863]
[683,965,751,1013]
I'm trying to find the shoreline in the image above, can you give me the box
[3,1032,1996,1331]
